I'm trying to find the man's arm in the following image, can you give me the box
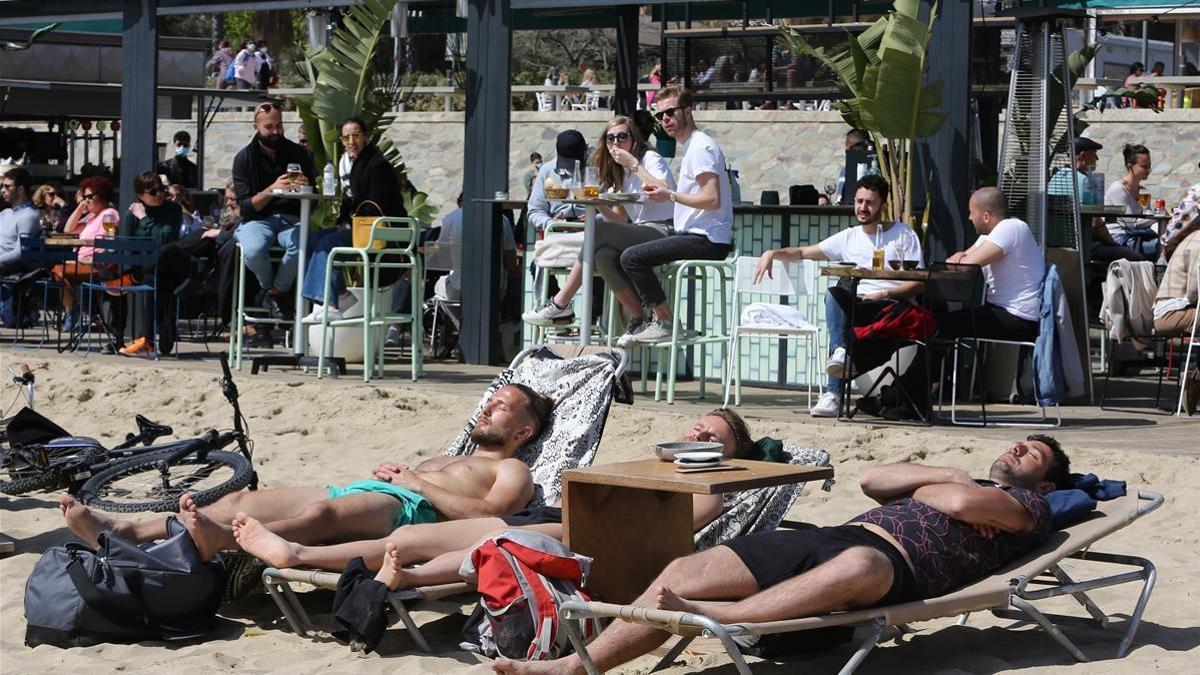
[954,240,1004,267]
[645,171,720,211]
[910,483,1036,533]
[858,463,974,505]
[391,458,535,520]
[526,169,554,232]
[752,244,826,284]
[860,279,924,302]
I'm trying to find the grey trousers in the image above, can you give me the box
[580,220,671,293]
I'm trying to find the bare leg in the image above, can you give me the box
[552,264,585,308]
[60,493,138,546]
[653,547,894,624]
[612,287,645,318]
[387,523,564,589]
[493,545,758,675]
[196,485,329,525]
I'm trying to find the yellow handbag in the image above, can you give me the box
[351,200,386,250]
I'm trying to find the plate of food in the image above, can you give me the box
[544,176,569,200]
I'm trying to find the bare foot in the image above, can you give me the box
[177,493,233,560]
[373,542,410,590]
[231,512,300,567]
[492,658,571,674]
[654,585,705,615]
[59,493,133,547]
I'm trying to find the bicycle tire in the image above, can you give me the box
[78,449,254,513]
[0,470,62,496]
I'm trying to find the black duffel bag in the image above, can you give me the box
[24,516,225,648]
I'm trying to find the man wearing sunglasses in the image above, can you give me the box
[0,167,43,277]
[231,102,315,321]
[620,85,734,343]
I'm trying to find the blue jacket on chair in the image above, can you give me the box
[1033,264,1066,406]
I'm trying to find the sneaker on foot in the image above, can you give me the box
[263,292,289,321]
[118,337,157,359]
[302,305,342,324]
[385,325,401,348]
[633,319,674,344]
[809,391,842,417]
[522,299,574,326]
[616,317,648,348]
[825,346,849,378]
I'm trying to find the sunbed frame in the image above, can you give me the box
[558,490,1164,675]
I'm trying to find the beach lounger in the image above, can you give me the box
[260,345,628,651]
[558,490,1164,675]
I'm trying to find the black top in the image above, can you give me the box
[338,142,407,223]
[117,200,183,248]
[156,155,198,189]
[231,136,315,223]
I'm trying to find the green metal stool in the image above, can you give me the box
[228,243,290,371]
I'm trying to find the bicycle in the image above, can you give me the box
[0,353,258,513]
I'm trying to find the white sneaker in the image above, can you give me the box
[302,305,342,324]
[633,319,674,344]
[810,391,842,417]
[825,346,848,378]
[522,299,574,326]
[616,317,649,348]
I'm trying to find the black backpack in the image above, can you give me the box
[24,516,225,648]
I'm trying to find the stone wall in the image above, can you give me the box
[171,108,1200,222]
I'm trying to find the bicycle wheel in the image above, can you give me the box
[78,449,254,513]
[0,469,61,496]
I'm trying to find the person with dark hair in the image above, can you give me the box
[1149,61,1165,77]
[233,40,259,89]
[60,384,555,562]
[54,175,120,329]
[231,102,315,321]
[156,130,197,188]
[623,85,734,344]
[755,174,925,417]
[206,39,234,89]
[299,116,409,322]
[1049,137,1144,263]
[824,128,872,205]
[1123,61,1145,89]
[255,40,274,90]
[1103,143,1159,258]
[0,167,42,275]
[521,152,544,195]
[527,129,589,231]
[110,171,183,357]
[495,437,1072,675]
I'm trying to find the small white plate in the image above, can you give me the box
[674,459,721,469]
[832,261,857,267]
[675,451,724,464]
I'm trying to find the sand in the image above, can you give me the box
[1,352,1198,674]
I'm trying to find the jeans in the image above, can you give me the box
[302,228,352,306]
[234,214,300,292]
[825,285,894,391]
[1113,229,1160,258]
[619,232,731,309]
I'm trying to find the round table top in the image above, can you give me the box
[268,190,341,201]
[820,264,972,281]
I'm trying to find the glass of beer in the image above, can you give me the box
[1138,189,1151,209]
[872,247,885,271]
[583,167,600,199]
[286,163,302,192]
[101,212,118,236]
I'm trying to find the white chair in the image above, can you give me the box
[535,92,554,112]
[722,256,822,408]
[1175,264,1200,416]
[571,90,600,111]
[423,241,462,358]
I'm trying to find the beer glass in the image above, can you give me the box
[286,163,302,192]
[584,167,600,199]
[101,212,119,236]
[1138,189,1151,209]
[570,160,587,200]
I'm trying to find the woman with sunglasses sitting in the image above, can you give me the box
[32,183,69,233]
[300,116,407,323]
[53,175,121,333]
[521,114,676,346]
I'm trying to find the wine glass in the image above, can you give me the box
[896,230,918,270]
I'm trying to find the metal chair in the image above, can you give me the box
[9,235,72,349]
[77,236,159,357]
[722,256,822,408]
[227,243,290,370]
[527,220,617,346]
[1173,264,1199,416]
[317,217,424,382]
[423,240,462,359]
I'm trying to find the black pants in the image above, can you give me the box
[827,284,906,382]
[620,232,731,309]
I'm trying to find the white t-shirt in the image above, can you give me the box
[1103,180,1155,238]
[620,149,676,224]
[974,217,1043,322]
[673,130,733,244]
[817,222,924,296]
[436,207,516,300]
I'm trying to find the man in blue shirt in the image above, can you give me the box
[0,167,43,275]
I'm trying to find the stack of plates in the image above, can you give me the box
[673,451,723,469]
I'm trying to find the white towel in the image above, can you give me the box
[740,302,816,331]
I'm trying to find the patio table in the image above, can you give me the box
[556,195,640,346]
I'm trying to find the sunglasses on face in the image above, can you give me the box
[605,131,631,145]
[340,132,364,142]
[0,183,13,190]
[81,193,97,201]
[654,106,683,121]
[143,185,164,197]
[255,103,276,113]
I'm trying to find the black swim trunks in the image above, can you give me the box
[723,524,916,606]
[500,505,563,527]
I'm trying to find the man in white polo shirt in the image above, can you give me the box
[881,187,1043,418]
[619,85,734,344]
[755,174,924,417]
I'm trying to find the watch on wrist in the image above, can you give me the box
[669,190,677,203]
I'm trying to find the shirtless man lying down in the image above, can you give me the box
[60,384,555,560]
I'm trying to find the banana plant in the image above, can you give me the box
[779,0,945,224]
[295,0,438,226]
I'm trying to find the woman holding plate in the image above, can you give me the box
[522,115,676,345]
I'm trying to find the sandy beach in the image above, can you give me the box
[1,352,1197,674]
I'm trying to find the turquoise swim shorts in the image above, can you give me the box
[325,480,439,529]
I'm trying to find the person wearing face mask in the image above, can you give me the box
[231,102,315,321]
[156,130,198,189]
[521,152,543,196]
[255,39,274,90]
[233,40,259,90]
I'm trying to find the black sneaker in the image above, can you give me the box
[263,293,288,321]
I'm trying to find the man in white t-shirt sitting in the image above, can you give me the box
[754,175,924,417]
[619,85,735,344]
[434,193,519,302]
[884,187,1043,416]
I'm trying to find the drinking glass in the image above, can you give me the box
[101,212,118,236]
[570,160,587,200]
[891,230,911,270]
[584,166,600,199]
[286,163,302,192]
[1137,189,1151,208]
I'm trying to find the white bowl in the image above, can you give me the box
[675,451,724,464]
[655,441,723,461]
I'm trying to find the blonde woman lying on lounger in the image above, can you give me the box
[228,409,758,588]
[493,435,1072,675]
[59,384,555,561]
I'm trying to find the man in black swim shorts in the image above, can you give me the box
[494,435,1072,675]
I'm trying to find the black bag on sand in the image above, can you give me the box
[24,516,225,648]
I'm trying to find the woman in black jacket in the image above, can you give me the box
[301,117,408,321]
